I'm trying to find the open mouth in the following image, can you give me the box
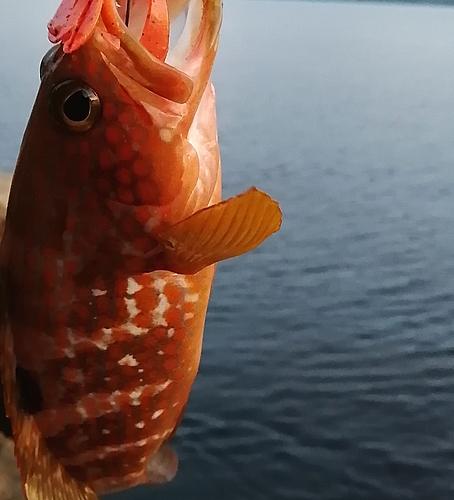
[48,0,222,104]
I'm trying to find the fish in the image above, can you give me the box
[0,0,282,498]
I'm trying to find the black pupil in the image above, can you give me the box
[63,89,91,122]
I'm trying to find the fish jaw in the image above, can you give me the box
[48,0,104,53]
[47,0,222,106]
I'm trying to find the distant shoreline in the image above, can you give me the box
[0,174,11,208]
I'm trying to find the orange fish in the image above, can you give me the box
[0,0,281,498]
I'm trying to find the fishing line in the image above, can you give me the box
[125,0,131,27]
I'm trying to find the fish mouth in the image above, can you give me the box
[48,0,222,104]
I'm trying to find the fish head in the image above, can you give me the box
[15,0,222,232]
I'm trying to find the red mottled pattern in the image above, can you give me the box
[11,259,213,490]
[8,167,217,489]
[5,25,220,495]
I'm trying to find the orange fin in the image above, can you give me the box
[0,327,97,500]
[14,415,98,500]
[146,442,178,484]
[158,187,282,274]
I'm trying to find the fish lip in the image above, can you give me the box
[47,0,222,104]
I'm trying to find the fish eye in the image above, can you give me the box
[49,80,102,133]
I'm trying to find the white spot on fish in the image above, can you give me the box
[63,435,162,467]
[130,387,143,406]
[153,278,166,294]
[131,388,142,398]
[76,402,88,420]
[93,328,113,351]
[186,293,199,303]
[125,322,148,337]
[136,421,145,429]
[67,327,76,345]
[151,433,167,440]
[152,380,172,396]
[102,429,110,435]
[157,350,164,356]
[160,128,172,142]
[175,275,189,289]
[151,409,164,420]
[184,312,194,320]
[109,390,121,408]
[128,470,144,479]
[92,289,107,296]
[144,216,159,233]
[153,293,169,327]
[167,328,175,338]
[127,277,143,295]
[64,348,75,359]
[125,297,139,319]
[118,354,139,367]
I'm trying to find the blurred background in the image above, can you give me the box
[3,0,454,498]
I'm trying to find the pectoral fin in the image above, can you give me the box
[158,188,282,274]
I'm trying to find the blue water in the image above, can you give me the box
[3,0,454,498]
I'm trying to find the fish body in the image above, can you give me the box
[0,0,281,498]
